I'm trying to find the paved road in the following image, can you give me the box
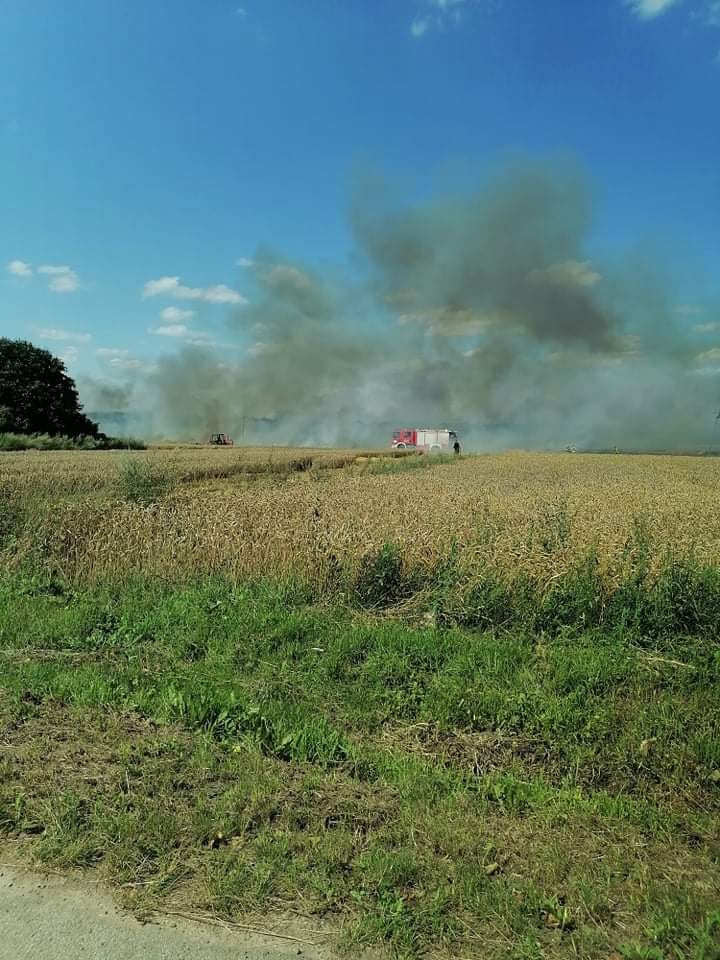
[0,866,328,960]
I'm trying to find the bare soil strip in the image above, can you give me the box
[0,862,334,960]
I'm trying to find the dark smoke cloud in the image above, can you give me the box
[353,163,623,351]
[77,377,133,413]
[88,159,720,450]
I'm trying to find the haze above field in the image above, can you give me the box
[2,0,720,448]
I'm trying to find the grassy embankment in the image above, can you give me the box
[0,449,719,958]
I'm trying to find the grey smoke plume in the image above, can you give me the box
[78,378,134,412]
[94,160,720,450]
[353,163,622,351]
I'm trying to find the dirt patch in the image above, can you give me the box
[0,860,338,960]
[380,720,553,776]
[1,700,187,809]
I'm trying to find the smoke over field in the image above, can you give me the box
[88,160,719,449]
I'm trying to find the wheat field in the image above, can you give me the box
[5,446,720,586]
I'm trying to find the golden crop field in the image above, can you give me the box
[0,444,366,495]
[5,445,720,587]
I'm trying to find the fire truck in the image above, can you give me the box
[391,428,461,454]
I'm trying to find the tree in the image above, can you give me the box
[0,338,100,437]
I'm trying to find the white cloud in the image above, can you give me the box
[697,347,720,362]
[7,260,79,293]
[676,304,702,316]
[236,257,255,268]
[7,259,32,277]
[142,275,247,304]
[150,323,191,337]
[109,356,156,372]
[411,16,430,36]
[7,260,80,291]
[160,306,194,322]
[693,322,720,333]
[149,322,215,346]
[96,347,129,359]
[143,276,184,298]
[38,265,72,275]
[96,350,156,373]
[36,327,91,343]
[49,273,79,293]
[410,0,468,37]
[203,284,245,304]
[529,260,602,288]
[38,264,79,293]
[626,0,681,20]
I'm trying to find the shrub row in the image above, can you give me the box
[0,432,145,451]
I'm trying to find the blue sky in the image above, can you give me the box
[1,0,719,387]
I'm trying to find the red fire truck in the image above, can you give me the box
[391,428,461,454]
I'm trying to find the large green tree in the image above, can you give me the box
[0,338,100,437]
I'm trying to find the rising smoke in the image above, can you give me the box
[91,159,720,450]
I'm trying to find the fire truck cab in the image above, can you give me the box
[392,428,461,454]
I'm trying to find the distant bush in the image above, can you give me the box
[0,433,145,452]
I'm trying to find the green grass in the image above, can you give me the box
[344,529,720,646]
[0,572,719,958]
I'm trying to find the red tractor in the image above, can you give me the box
[209,433,234,446]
